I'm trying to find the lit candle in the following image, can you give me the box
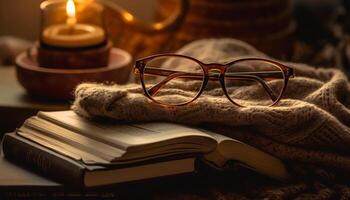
[66,0,77,28]
[42,0,105,48]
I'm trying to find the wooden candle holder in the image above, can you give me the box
[36,41,112,69]
[16,48,132,99]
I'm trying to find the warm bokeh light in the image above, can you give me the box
[122,12,134,22]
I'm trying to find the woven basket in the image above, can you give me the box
[106,0,295,59]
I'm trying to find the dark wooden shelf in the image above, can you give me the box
[0,67,69,135]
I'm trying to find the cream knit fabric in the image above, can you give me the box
[72,39,350,172]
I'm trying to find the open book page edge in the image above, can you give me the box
[37,111,129,150]
[23,117,126,160]
[84,158,195,187]
[16,128,110,164]
[37,111,218,152]
[17,127,200,166]
[221,140,289,180]
[20,112,217,165]
[201,131,289,180]
[37,111,218,153]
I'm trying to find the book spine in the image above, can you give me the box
[2,134,85,187]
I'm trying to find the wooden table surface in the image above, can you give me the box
[0,66,69,135]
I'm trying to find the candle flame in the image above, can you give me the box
[66,0,76,18]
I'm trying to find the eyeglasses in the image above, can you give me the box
[134,54,294,107]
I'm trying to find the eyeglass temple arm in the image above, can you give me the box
[141,68,280,101]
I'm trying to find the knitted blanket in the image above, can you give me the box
[72,39,350,199]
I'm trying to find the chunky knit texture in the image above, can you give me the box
[72,39,350,199]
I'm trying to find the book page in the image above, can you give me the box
[37,111,217,152]
[202,131,289,181]
[17,129,110,164]
[22,117,125,161]
[85,158,195,187]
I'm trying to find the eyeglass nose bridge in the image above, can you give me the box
[203,64,226,79]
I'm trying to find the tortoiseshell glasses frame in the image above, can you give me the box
[134,54,294,107]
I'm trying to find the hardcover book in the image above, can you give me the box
[2,111,289,187]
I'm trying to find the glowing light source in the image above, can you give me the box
[66,0,76,18]
[122,12,134,22]
[66,0,77,26]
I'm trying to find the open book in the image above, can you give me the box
[2,111,289,187]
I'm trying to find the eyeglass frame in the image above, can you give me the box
[134,54,294,107]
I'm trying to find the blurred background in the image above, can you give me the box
[0,0,349,133]
[0,0,156,40]
[0,0,350,72]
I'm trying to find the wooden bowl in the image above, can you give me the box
[15,48,132,100]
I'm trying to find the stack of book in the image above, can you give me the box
[1,110,289,196]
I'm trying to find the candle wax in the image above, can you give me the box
[42,23,105,48]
